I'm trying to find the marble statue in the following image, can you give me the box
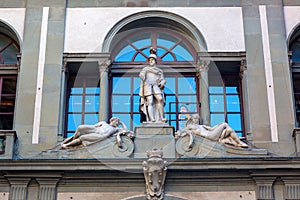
[139,48,166,123]
[175,114,248,148]
[61,117,134,149]
[143,148,167,200]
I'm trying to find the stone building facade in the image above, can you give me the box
[1,0,300,199]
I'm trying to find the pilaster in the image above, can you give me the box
[282,177,300,200]
[36,178,60,200]
[253,177,276,200]
[7,178,30,200]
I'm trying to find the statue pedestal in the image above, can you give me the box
[134,122,175,158]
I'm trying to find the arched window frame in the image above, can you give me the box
[0,31,20,131]
[289,27,300,127]
[110,27,200,131]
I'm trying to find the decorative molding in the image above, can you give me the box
[239,58,247,79]
[7,178,30,200]
[36,178,61,200]
[252,177,276,200]
[98,58,111,73]
[195,60,210,77]
[282,177,300,200]
[143,148,168,200]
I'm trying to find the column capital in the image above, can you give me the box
[98,58,111,73]
[239,58,247,79]
[195,60,210,77]
[62,58,68,73]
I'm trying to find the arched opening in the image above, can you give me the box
[107,13,202,131]
[289,24,300,127]
[0,21,20,130]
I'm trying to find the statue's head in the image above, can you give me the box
[148,47,157,64]
[109,117,120,127]
[185,114,200,127]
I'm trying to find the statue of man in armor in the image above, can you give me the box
[139,48,166,123]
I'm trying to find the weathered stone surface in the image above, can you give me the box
[176,134,268,158]
[37,135,134,159]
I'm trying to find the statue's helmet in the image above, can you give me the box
[148,53,157,61]
[148,47,157,61]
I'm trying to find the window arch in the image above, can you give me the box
[112,28,196,63]
[290,28,300,127]
[0,33,19,64]
[0,27,20,130]
[110,25,199,131]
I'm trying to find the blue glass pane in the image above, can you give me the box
[142,48,151,57]
[167,114,177,127]
[173,45,193,61]
[165,95,176,112]
[133,95,141,112]
[210,114,225,127]
[209,86,223,94]
[66,132,75,138]
[210,95,224,112]
[133,77,140,94]
[178,96,197,111]
[86,87,100,94]
[226,86,238,94]
[132,38,151,48]
[157,48,167,57]
[162,53,174,61]
[165,78,175,94]
[67,114,82,131]
[157,39,175,49]
[133,114,141,130]
[227,114,242,130]
[2,44,19,64]
[235,131,243,138]
[178,77,196,94]
[112,114,131,130]
[84,114,99,125]
[68,96,82,112]
[71,87,83,94]
[226,95,240,112]
[179,104,197,115]
[85,95,99,112]
[292,48,300,62]
[112,95,130,112]
[115,45,135,62]
[113,77,131,94]
[134,53,147,62]
[157,33,178,48]
[178,105,191,130]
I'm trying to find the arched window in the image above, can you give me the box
[0,32,20,130]
[110,27,199,131]
[290,30,300,127]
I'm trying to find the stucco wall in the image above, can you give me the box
[64,7,245,53]
[0,8,25,43]
[284,6,300,40]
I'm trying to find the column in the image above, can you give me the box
[196,60,210,125]
[253,177,276,200]
[36,178,60,200]
[293,129,300,156]
[240,59,253,144]
[98,58,111,122]
[8,178,30,200]
[57,60,68,142]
